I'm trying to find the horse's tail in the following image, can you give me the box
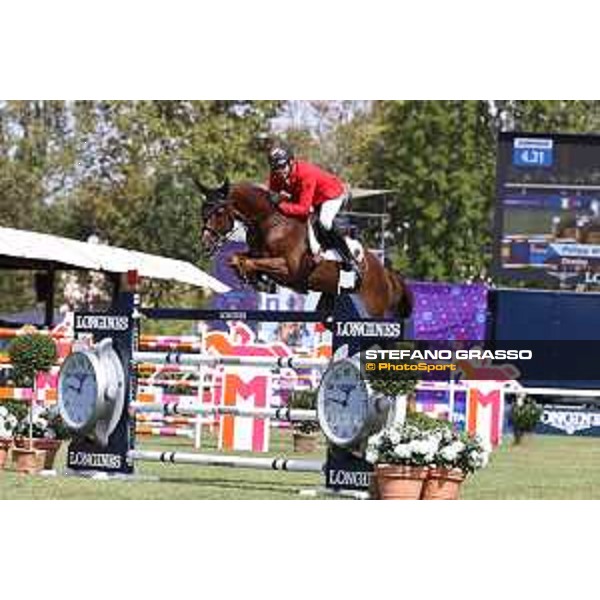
[386,267,414,320]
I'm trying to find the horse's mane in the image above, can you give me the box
[229,182,274,216]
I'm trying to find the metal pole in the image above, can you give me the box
[131,402,318,422]
[133,352,329,370]
[129,450,324,473]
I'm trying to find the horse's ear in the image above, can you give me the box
[217,178,230,199]
[189,174,213,197]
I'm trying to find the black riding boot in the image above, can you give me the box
[325,228,359,272]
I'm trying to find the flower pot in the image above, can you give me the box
[12,447,46,474]
[32,439,63,470]
[374,464,429,500]
[421,468,465,500]
[292,431,318,453]
[0,438,12,470]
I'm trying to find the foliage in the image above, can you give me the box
[405,410,452,432]
[14,404,68,440]
[511,397,543,434]
[369,376,417,399]
[288,389,319,435]
[0,405,18,439]
[1,399,29,424]
[7,332,57,387]
[366,415,490,474]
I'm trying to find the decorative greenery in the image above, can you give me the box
[0,406,18,439]
[366,414,490,474]
[511,397,543,435]
[406,410,452,432]
[433,428,490,474]
[14,404,67,440]
[2,399,29,424]
[7,332,57,388]
[369,377,417,398]
[289,389,319,435]
[44,405,71,441]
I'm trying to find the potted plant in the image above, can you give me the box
[7,330,57,474]
[421,426,490,500]
[24,405,68,470]
[511,396,542,445]
[289,389,320,453]
[366,407,491,500]
[0,405,19,469]
[368,374,418,429]
[366,420,439,499]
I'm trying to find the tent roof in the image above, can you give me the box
[0,226,230,294]
[350,187,391,199]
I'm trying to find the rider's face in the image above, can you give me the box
[273,163,291,181]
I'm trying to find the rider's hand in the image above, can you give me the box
[269,191,282,205]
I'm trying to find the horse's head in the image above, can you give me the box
[193,179,234,256]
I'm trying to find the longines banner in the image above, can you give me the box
[536,406,600,437]
[359,340,600,382]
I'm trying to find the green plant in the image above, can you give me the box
[366,418,490,473]
[511,397,542,434]
[0,405,18,439]
[7,333,57,388]
[14,404,68,440]
[406,410,452,432]
[2,399,29,424]
[289,389,319,435]
[369,377,417,398]
[45,405,71,440]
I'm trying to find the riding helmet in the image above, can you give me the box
[268,146,293,170]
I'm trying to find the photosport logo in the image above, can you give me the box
[360,341,600,383]
[361,346,533,380]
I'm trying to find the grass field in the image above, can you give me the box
[1,431,600,500]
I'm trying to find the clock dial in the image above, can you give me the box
[58,352,99,429]
[318,359,370,446]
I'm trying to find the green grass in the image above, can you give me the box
[0,428,326,500]
[2,433,600,499]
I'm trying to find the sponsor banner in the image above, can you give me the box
[325,446,373,491]
[536,406,600,437]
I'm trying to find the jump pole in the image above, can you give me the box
[131,402,318,422]
[133,351,329,370]
[128,449,323,473]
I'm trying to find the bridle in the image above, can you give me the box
[202,202,247,256]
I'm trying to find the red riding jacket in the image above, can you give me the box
[269,160,345,218]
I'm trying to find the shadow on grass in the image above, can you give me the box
[143,474,311,496]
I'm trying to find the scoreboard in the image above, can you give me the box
[494,132,600,287]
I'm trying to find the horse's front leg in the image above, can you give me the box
[234,256,291,284]
[229,253,258,284]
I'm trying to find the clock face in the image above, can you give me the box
[318,359,369,446]
[58,351,100,430]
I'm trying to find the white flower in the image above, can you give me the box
[440,446,459,462]
[393,443,412,459]
[388,430,402,445]
[0,406,7,417]
[365,449,378,464]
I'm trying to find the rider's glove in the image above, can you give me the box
[269,191,282,205]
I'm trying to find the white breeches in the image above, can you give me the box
[317,191,349,230]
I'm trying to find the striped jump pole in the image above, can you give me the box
[129,449,324,473]
[133,352,329,370]
[135,426,194,438]
[131,401,318,422]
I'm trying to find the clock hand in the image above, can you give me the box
[331,396,348,407]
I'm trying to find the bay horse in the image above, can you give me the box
[197,179,413,320]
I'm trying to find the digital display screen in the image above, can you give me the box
[494,132,600,287]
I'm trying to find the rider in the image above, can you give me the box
[267,145,360,275]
